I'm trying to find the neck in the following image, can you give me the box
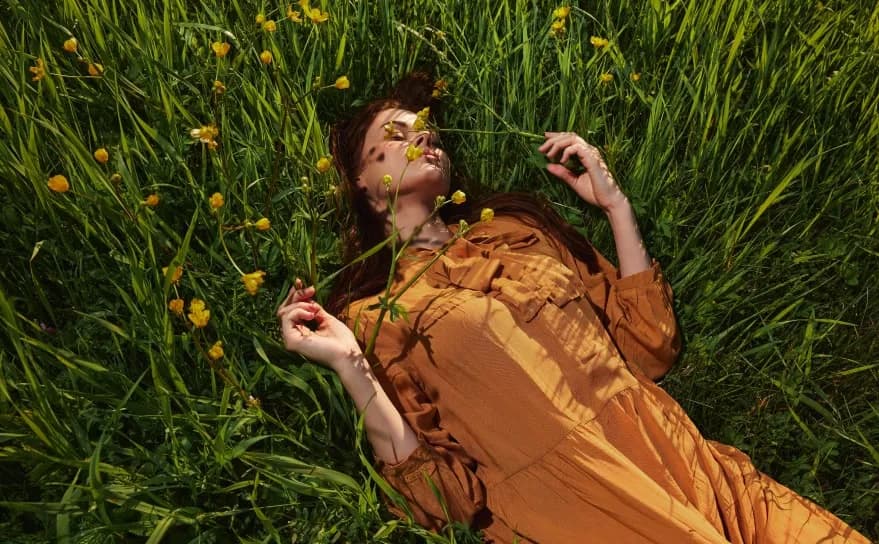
[381,195,452,249]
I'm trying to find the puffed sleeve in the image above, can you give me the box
[346,304,487,531]
[548,235,682,380]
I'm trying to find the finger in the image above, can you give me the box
[546,163,579,186]
[542,134,583,160]
[559,143,584,166]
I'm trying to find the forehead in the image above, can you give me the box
[367,108,418,136]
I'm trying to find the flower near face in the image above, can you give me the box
[209,192,224,210]
[207,340,224,361]
[383,122,396,139]
[432,79,447,98]
[451,190,466,204]
[241,270,266,295]
[87,63,103,76]
[334,75,350,90]
[254,217,271,231]
[599,72,614,84]
[168,298,185,316]
[259,50,273,64]
[93,147,109,164]
[287,5,303,22]
[144,193,160,207]
[212,42,231,58]
[263,19,277,32]
[382,174,393,188]
[413,107,430,131]
[47,174,69,193]
[30,58,46,81]
[480,207,495,223]
[590,36,609,48]
[405,144,423,162]
[63,37,78,53]
[316,156,332,173]
[188,298,211,328]
[162,265,184,284]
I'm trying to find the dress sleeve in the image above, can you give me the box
[347,306,487,531]
[549,235,682,380]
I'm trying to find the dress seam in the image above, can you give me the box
[486,383,642,492]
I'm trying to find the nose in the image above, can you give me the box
[414,130,441,150]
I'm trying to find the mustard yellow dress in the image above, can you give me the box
[343,215,868,544]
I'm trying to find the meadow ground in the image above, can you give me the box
[1,0,877,542]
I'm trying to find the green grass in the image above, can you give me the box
[1,0,877,541]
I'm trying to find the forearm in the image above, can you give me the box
[605,200,651,278]
[334,352,420,464]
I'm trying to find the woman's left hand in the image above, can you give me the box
[539,131,628,213]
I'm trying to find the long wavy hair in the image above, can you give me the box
[326,72,600,318]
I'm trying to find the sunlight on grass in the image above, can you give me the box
[0,0,877,541]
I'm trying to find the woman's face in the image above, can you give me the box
[355,107,451,212]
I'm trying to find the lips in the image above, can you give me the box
[422,151,440,163]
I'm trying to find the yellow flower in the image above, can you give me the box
[630,72,641,82]
[93,147,109,164]
[434,195,446,207]
[316,156,332,173]
[209,192,224,209]
[254,217,271,231]
[259,50,273,65]
[383,122,396,139]
[263,19,277,32]
[188,298,211,328]
[590,36,609,48]
[382,174,393,187]
[308,8,329,23]
[413,107,430,131]
[212,42,231,58]
[190,124,219,144]
[255,13,266,25]
[334,75,350,90]
[451,190,466,205]
[110,173,122,185]
[551,19,566,33]
[552,6,571,19]
[168,298,185,316]
[206,140,219,151]
[47,174,70,193]
[432,79,447,98]
[87,63,103,76]
[207,340,224,361]
[213,80,226,94]
[63,37,77,53]
[405,144,423,162]
[599,72,614,84]
[287,5,303,22]
[144,193,160,207]
[29,58,46,81]
[162,265,184,284]
[480,207,495,223]
[241,270,266,296]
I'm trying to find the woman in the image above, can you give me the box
[276,73,869,543]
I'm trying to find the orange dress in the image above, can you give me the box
[343,215,868,544]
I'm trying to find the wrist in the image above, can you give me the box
[603,197,631,217]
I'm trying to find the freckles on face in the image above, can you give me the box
[356,107,450,202]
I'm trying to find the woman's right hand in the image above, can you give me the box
[277,278,362,371]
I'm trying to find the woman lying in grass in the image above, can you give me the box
[276,73,869,543]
